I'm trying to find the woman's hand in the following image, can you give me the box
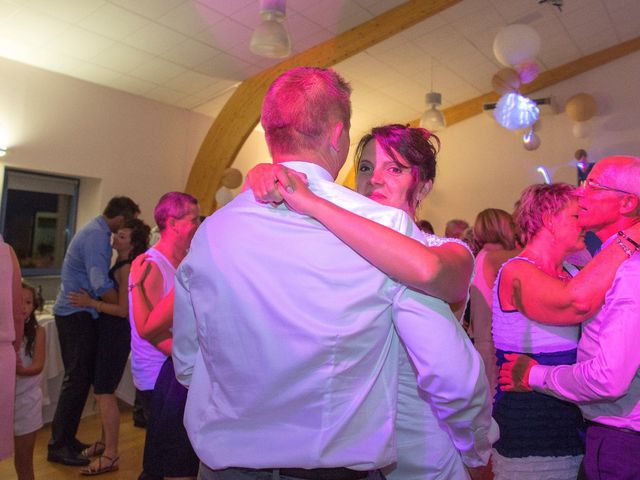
[245,164,308,205]
[67,289,95,308]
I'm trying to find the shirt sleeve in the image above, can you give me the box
[392,288,499,467]
[172,257,199,387]
[529,257,640,402]
[84,230,114,296]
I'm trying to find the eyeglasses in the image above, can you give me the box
[581,178,635,196]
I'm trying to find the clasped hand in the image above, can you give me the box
[498,353,537,392]
[245,164,317,215]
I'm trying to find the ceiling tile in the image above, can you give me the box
[49,25,114,60]
[191,51,252,80]
[144,85,188,104]
[0,8,70,48]
[163,70,217,95]
[197,17,252,52]
[89,43,156,73]
[122,22,189,55]
[160,38,220,69]
[129,57,187,84]
[158,1,223,35]
[24,47,83,74]
[0,0,21,21]
[79,3,149,41]
[109,74,160,96]
[110,0,185,20]
[22,0,105,23]
[196,0,255,17]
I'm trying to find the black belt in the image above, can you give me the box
[256,467,369,480]
[586,420,640,437]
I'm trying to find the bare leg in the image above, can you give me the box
[14,431,37,480]
[95,393,120,460]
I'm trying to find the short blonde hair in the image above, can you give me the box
[514,183,576,245]
[473,208,516,250]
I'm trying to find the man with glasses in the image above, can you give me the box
[501,156,640,479]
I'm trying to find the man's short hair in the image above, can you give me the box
[154,192,198,232]
[103,196,140,221]
[261,67,352,157]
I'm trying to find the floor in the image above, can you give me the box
[0,405,146,480]
[0,405,494,479]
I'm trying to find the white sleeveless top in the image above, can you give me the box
[129,247,175,391]
[492,256,580,354]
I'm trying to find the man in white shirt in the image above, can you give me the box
[172,67,496,480]
[500,156,640,479]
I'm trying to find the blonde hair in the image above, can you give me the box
[473,208,517,250]
[514,183,576,245]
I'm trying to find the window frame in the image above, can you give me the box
[0,167,79,277]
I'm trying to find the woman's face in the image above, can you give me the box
[112,227,133,255]
[550,199,585,253]
[22,287,35,321]
[355,139,418,215]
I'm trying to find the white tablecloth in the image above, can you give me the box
[38,312,136,423]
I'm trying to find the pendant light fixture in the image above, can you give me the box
[419,59,446,132]
[250,0,291,59]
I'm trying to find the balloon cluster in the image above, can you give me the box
[215,168,244,209]
[491,24,542,149]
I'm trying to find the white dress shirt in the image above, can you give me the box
[529,249,640,431]
[173,161,496,471]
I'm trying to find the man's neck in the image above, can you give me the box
[153,237,188,268]
[596,216,640,242]
[273,153,339,180]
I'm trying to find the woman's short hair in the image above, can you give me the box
[514,183,576,245]
[122,218,151,261]
[473,208,517,250]
[154,192,198,232]
[355,124,440,208]
[261,67,352,157]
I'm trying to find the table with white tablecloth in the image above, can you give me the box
[38,312,136,423]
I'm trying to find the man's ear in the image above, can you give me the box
[621,194,640,215]
[330,121,345,152]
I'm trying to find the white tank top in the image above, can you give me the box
[492,256,580,353]
[128,247,175,391]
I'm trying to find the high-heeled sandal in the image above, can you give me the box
[80,440,105,458]
[80,455,119,476]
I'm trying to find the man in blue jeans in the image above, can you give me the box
[48,196,139,466]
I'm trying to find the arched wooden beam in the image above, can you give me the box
[185,0,463,214]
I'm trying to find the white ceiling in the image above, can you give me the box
[0,0,638,141]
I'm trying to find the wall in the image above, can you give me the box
[0,56,212,228]
[0,57,212,298]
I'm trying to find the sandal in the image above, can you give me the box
[80,455,119,476]
[81,441,105,458]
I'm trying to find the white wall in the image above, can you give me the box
[0,56,212,229]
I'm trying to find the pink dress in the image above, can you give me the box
[0,237,17,460]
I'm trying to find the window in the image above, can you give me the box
[1,168,79,276]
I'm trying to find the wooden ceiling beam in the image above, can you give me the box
[185,0,463,214]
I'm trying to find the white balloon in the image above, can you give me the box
[523,130,541,150]
[215,186,235,208]
[572,121,592,138]
[493,24,541,67]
